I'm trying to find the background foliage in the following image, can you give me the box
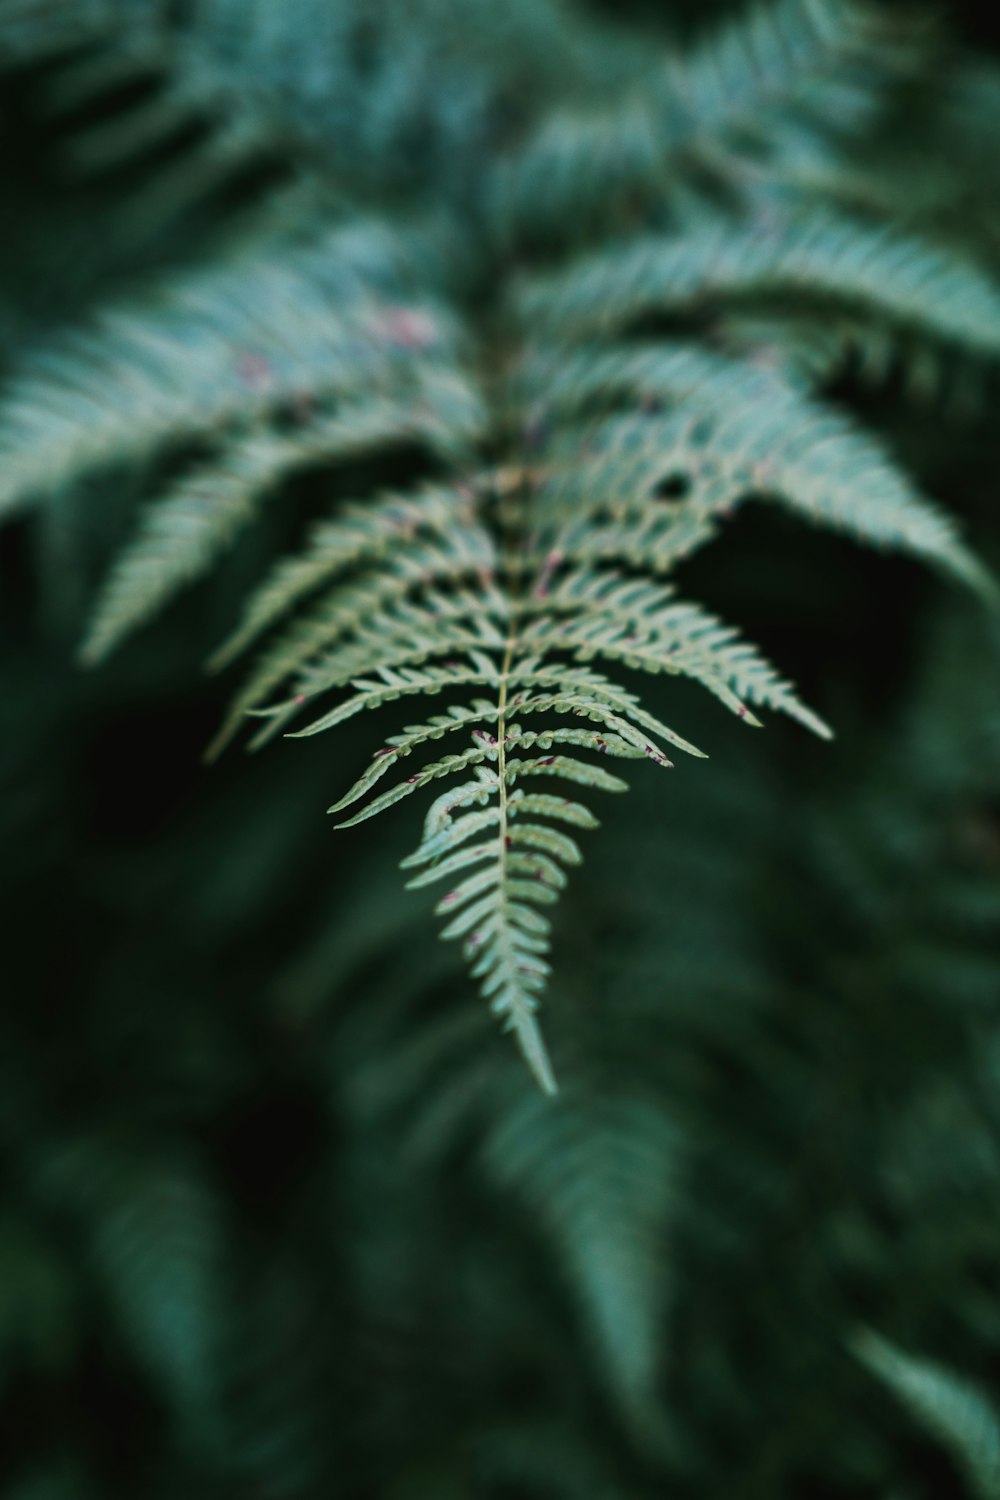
[1,1,999,1496]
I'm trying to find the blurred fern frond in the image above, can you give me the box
[854,1335,1000,1500]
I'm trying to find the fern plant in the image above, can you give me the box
[1,0,998,1090]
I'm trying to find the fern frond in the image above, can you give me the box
[523,572,831,737]
[662,0,902,145]
[206,497,502,757]
[0,1,369,167]
[392,745,606,1097]
[0,222,472,520]
[80,387,481,665]
[2,0,994,1093]
[518,340,795,420]
[249,547,715,1079]
[492,0,919,247]
[40,1136,223,1430]
[854,1334,1000,1500]
[209,483,487,672]
[199,265,979,1081]
[532,395,985,586]
[519,209,1000,359]
[516,334,991,591]
[215,465,719,1086]
[330,723,643,826]
[1,0,605,207]
[483,1087,678,1423]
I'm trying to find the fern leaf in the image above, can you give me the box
[4,0,992,1093]
[293,601,516,708]
[332,745,496,829]
[854,1333,1000,1500]
[542,505,719,577]
[40,1137,223,1433]
[504,755,630,794]
[663,0,897,147]
[287,658,704,762]
[483,1088,679,1424]
[284,595,511,700]
[535,395,984,585]
[1,0,594,210]
[523,573,831,737]
[81,397,478,664]
[275,592,708,1079]
[208,483,488,672]
[329,722,643,824]
[225,592,509,753]
[492,0,910,248]
[399,756,567,1095]
[519,209,1000,358]
[0,226,472,519]
[518,340,793,423]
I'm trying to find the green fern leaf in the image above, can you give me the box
[0,224,472,520]
[484,1088,679,1426]
[522,574,831,737]
[208,483,488,671]
[493,0,912,248]
[519,209,1000,358]
[533,394,985,586]
[40,1137,223,1436]
[854,1333,1000,1500]
[81,385,481,665]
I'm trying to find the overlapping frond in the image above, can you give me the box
[0,0,618,204]
[518,208,1000,358]
[80,377,480,665]
[662,0,909,145]
[0,218,470,522]
[518,339,988,585]
[491,0,920,248]
[520,573,832,739]
[204,483,491,757]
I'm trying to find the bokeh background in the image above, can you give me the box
[1,2,999,1496]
